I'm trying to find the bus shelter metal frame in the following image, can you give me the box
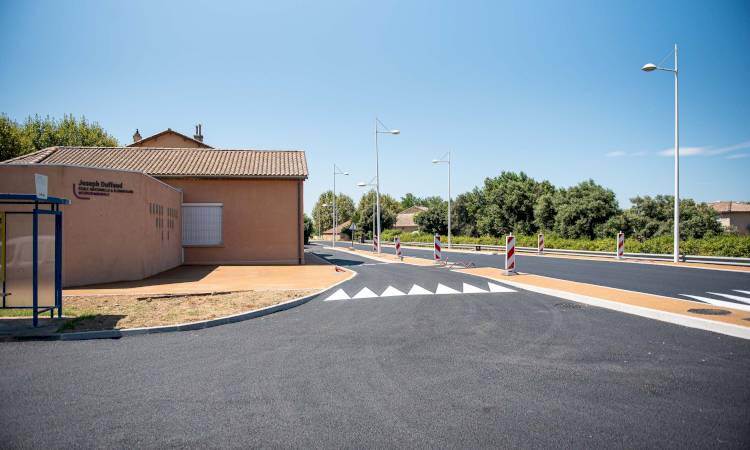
[0,194,69,327]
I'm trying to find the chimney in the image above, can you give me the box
[193,124,203,142]
[133,129,142,142]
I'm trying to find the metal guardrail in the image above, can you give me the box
[361,240,750,267]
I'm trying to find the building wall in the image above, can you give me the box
[0,165,182,287]
[162,178,304,265]
[722,212,750,235]
[130,131,209,148]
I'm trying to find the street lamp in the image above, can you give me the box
[357,177,377,242]
[432,151,452,248]
[642,44,680,263]
[332,164,349,248]
[374,118,400,253]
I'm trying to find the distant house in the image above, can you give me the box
[322,220,352,241]
[394,206,428,233]
[709,201,750,235]
[129,125,213,149]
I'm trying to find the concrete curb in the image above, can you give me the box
[3,267,356,342]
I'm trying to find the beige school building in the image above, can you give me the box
[0,127,308,287]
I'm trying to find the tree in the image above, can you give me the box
[414,201,449,235]
[452,190,481,236]
[303,214,313,244]
[354,190,400,237]
[400,193,419,209]
[0,113,118,161]
[622,195,721,240]
[533,192,557,232]
[553,180,620,239]
[475,172,554,236]
[311,190,355,235]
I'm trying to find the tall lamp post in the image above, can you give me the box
[357,177,377,242]
[374,118,400,253]
[432,151,452,248]
[642,44,679,263]
[332,164,349,248]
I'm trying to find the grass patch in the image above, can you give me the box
[56,313,98,332]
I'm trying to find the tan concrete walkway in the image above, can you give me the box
[65,252,353,296]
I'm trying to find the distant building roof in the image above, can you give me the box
[129,128,213,148]
[709,201,750,213]
[2,146,308,179]
[395,205,428,228]
[323,220,352,234]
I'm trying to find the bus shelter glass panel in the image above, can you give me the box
[4,213,56,307]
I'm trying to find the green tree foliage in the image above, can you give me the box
[400,193,419,209]
[0,113,118,161]
[452,190,481,236]
[311,190,355,235]
[354,190,400,236]
[553,179,620,239]
[533,192,557,232]
[603,195,722,240]
[303,214,313,244]
[475,172,554,236]
[414,200,449,235]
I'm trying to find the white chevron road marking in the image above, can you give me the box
[488,282,516,293]
[462,282,488,294]
[707,292,750,305]
[734,290,750,296]
[435,283,461,295]
[680,294,750,312]
[352,287,378,299]
[325,289,351,301]
[407,284,433,295]
[381,286,406,297]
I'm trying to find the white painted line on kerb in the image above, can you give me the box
[680,294,750,312]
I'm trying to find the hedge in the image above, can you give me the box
[379,229,750,258]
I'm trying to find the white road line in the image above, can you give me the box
[680,294,750,312]
[435,284,461,295]
[352,287,378,299]
[488,282,517,293]
[462,282,488,294]
[325,289,351,301]
[734,290,750,296]
[407,285,433,295]
[381,286,406,297]
[707,292,750,305]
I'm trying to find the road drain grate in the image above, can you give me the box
[687,308,731,316]
[555,302,583,309]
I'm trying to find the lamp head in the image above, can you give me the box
[641,63,657,72]
[343,172,350,176]
[356,182,366,187]
[432,159,440,164]
[390,129,400,135]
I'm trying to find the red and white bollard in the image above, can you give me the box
[373,235,378,252]
[617,231,625,260]
[538,233,544,255]
[505,234,516,274]
[395,236,402,260]
[433,234,442,261]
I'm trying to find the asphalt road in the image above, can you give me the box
[324,240,750,307]
[1,246,749,448]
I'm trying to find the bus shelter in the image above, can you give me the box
[0,194,69,327]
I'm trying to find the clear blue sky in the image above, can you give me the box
[1,0,748,213]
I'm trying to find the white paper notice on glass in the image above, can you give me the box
[35,173,48,200]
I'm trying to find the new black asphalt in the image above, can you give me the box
[330,241,750,302]
[1,247,748,448]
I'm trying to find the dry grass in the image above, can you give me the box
[59,289,318,332]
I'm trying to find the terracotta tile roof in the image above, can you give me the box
[395,206,428,228]
[2,146,308,179]
[128,128,213,148]
[323,220,352,234]
[709,201,750,213]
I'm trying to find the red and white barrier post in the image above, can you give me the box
[395,236,402,260]
[505,233,516,274]
[538,233,544,254]
[433,234,442,262]
[617,231,625,260]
